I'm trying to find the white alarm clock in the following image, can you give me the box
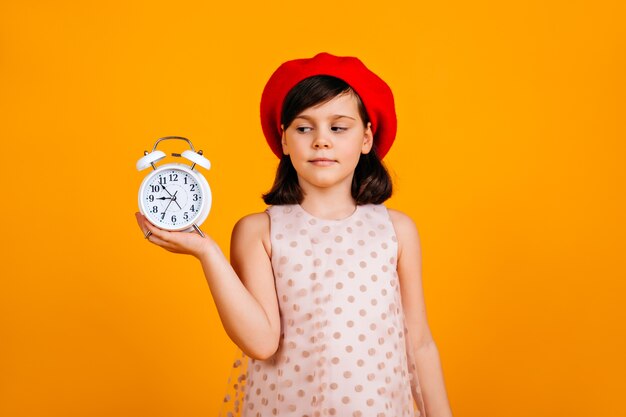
[137,136,211,237]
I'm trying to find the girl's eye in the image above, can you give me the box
[295,126,348,133]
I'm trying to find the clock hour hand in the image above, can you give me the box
[156,196,171,200]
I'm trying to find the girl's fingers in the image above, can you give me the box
[135,212,153,236]
[146,232,169,248]
[136,213,193,254]
[143,219,180,249]
[147,231,182,253]
[144,219,165,240]
[135,212,146,232]
[137,213,163,241]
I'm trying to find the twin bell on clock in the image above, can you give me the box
[136,136,212,237]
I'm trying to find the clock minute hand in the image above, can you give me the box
[161,183,173,196]
[171,190,182,210]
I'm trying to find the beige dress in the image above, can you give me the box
[220,204,426,417]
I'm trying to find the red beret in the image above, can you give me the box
[260,52,397,159]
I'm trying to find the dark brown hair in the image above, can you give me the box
[262,75,393,205]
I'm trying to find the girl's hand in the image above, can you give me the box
[134,212,212,259]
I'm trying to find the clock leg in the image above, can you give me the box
[192,223,205,238]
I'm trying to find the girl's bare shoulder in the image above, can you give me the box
[385,207,421,255]
[386,207,418,230]
[231,211,272,257]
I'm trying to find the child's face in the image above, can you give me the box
[281,92,373,192]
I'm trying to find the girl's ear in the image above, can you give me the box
[280,124,289,155]
[361,122,374,154]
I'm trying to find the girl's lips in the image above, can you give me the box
[309,159,336,166]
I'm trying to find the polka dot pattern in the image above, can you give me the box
[220,204,426,417]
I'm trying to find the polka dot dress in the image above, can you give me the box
[219,204,426,417]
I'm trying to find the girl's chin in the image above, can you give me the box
[299,175,350,189]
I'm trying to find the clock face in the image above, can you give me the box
[140,167,205,229]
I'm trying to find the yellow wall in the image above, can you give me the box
[1,1,624,416]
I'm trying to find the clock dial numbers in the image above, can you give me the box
[143,169,203,228]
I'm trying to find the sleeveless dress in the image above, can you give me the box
[219,203,426,417]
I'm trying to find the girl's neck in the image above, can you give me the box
[296,170,358,219]
[299,189,357,220]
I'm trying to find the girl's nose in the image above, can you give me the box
[312,132,332,149]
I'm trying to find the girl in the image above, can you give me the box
[135,52,453,417]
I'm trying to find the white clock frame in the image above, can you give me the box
[137,136,211,237]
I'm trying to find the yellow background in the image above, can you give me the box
[1,1,624,416]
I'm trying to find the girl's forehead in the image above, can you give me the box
[296,93,359,119]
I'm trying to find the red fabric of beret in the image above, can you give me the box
[260,52,397,159]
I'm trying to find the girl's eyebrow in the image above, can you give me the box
[294,114,356,121]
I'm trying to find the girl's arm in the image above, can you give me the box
[389,209,454,417]
[136,212,281,360]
